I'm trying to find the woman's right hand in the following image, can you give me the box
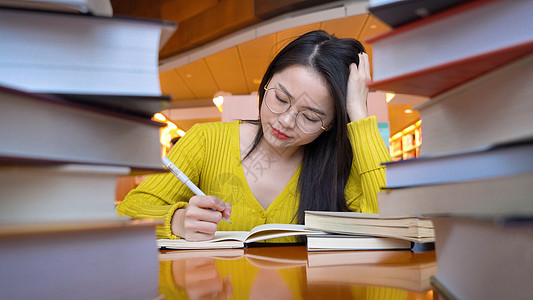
[171,195,232,241]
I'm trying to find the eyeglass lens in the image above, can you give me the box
[264,88,324,134]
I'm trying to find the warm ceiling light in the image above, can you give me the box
[177,129,186,137]
[166,121,177,130]
[385,93,396,103]
[213,96,224,112]
[153,113,167,122]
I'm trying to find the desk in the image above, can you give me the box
[158,246,436,300]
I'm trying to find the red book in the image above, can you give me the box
[366,0,533,97]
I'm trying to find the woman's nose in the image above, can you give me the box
[277,106,298,128]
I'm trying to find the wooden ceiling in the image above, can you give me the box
[111,0,425,135]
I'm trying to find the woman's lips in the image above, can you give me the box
[271,126,290,140]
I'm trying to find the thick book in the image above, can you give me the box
[368,0,473,28]
[158,224,326,249]
[304,211,435,243]
[0,218,161,299]
[430,217,533,299]
[0,0,113,16]
[306,250,437,292]
[0,163,130,224]
[0,85,165,171]
[366,0,533,97]
[306,234,412,251]
[415,53,533,156]
[378,171,533,218]
[0,8,176,95]
[383,138,533,188]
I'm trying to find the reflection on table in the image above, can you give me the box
[158,245,436,300]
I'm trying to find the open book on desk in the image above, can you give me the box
[157,224,326,249]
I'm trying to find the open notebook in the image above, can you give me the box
[158,224,325,249]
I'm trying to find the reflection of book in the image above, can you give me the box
[306,251,437,292]
[158,224,325,249]
[159,246,307,269]
[367,0,533,97]
[307,250,413,268]
[307,234,412,251]
[430,217,533,300]
[0,219,161,299]
[304,211,434,243]
[159,249,245,261]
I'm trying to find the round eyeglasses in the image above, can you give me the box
[263,86,328,134]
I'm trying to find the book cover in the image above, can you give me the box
[366,0,533,97]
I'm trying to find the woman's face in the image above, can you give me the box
[260,66,335,154]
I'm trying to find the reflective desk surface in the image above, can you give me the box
[158,245,437,300]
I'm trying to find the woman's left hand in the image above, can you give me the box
[346,52,371,122]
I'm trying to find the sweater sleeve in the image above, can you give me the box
[116,123,207,239]
[345,116,391,213]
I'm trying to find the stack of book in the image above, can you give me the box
[303,211,434,251]
[368,0,533,299]
[0,2,177,298]
[157,212,434,251]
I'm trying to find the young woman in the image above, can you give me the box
[117,30,391,241]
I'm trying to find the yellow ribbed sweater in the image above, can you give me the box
[117,116,391,239]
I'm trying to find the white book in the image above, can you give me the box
[368,0,533,97]
[0,8,177,95]
[0,219,161,299]
[431,217,533,300]
[307,234,412,251]
[378,172,533,218]
[416,53,533,156]
[0,164,129,223]
[0,85,165,170]
[0,0,113,16]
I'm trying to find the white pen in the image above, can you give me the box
[162,157,231,223]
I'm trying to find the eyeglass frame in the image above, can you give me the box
[262,81,330,134]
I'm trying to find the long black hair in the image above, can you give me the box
[244,30,366,223]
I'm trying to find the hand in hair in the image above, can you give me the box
[346,52,371,122]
